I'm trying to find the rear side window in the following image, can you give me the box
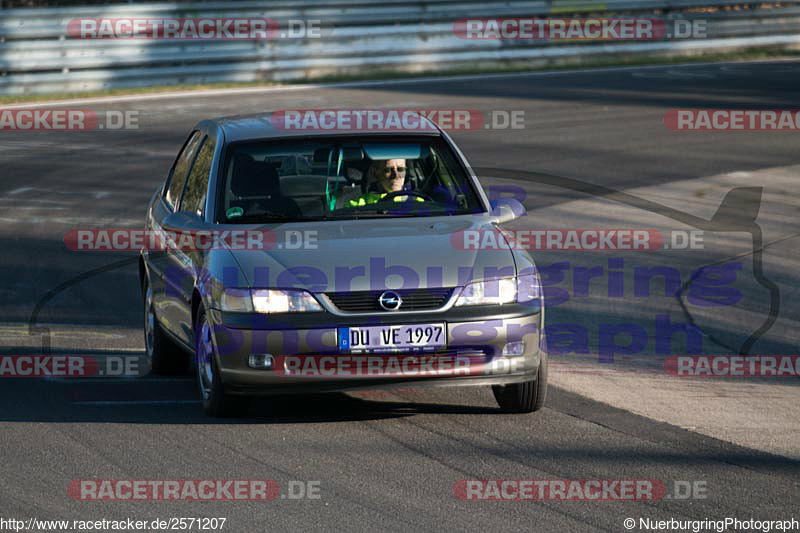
[181,136,216,217]
[164,131,203,209]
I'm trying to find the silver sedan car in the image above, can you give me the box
[140,112,546,416]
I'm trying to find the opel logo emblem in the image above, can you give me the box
[378,291,402,311]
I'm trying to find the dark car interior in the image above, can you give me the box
[220,140,479,221]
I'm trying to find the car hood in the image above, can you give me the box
[226,216,516,293]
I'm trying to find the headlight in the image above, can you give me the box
[455,277,517,306]
[251,289,322,313]
[516,272,542,303]
[219,289,322,313]
[455,274,541,307]
[220,288,254,312]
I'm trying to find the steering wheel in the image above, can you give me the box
[376,190,433,203]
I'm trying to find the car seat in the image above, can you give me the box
[229,153,301,217]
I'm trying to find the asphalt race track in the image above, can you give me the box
[1,61,799,531]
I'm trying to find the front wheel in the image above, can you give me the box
[492,353,548,413]
[195,306,245,417]
[143,281,182,375]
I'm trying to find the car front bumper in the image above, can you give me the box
[207,303,544,395]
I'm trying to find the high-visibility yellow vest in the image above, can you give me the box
[348,192,425,207]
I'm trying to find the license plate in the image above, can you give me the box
[338,324,446,352]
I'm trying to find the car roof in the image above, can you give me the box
[201,111,444,143]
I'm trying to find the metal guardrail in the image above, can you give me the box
[0,0,799,95]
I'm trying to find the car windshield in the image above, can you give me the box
[218,138,485,222]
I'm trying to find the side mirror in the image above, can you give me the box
[489,197,525,224]
[161,210,205,233]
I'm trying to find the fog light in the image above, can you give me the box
[502,341,525,356]
[248,354,274,369]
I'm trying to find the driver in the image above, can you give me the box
[348,159,425,207]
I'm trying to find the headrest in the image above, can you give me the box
[313,148,330,164]
[230,153,280,197]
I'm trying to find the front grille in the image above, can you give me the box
[326,287,454,312]
[427,347,491,358]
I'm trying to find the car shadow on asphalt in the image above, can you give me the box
[0,370,505,425]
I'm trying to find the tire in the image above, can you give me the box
[492,352,548,413]
[194,306,246,417]
[143,280,183,375]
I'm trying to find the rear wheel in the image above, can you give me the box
[492,353,548,413]
[143,281,182,375]
[195,306,245,417]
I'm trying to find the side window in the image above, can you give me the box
[164,131,203,209]
[181,136,216,216]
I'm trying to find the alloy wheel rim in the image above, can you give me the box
[144,287,155,359]
[196,318,214,401]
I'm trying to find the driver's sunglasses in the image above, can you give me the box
[382,167,407,175]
